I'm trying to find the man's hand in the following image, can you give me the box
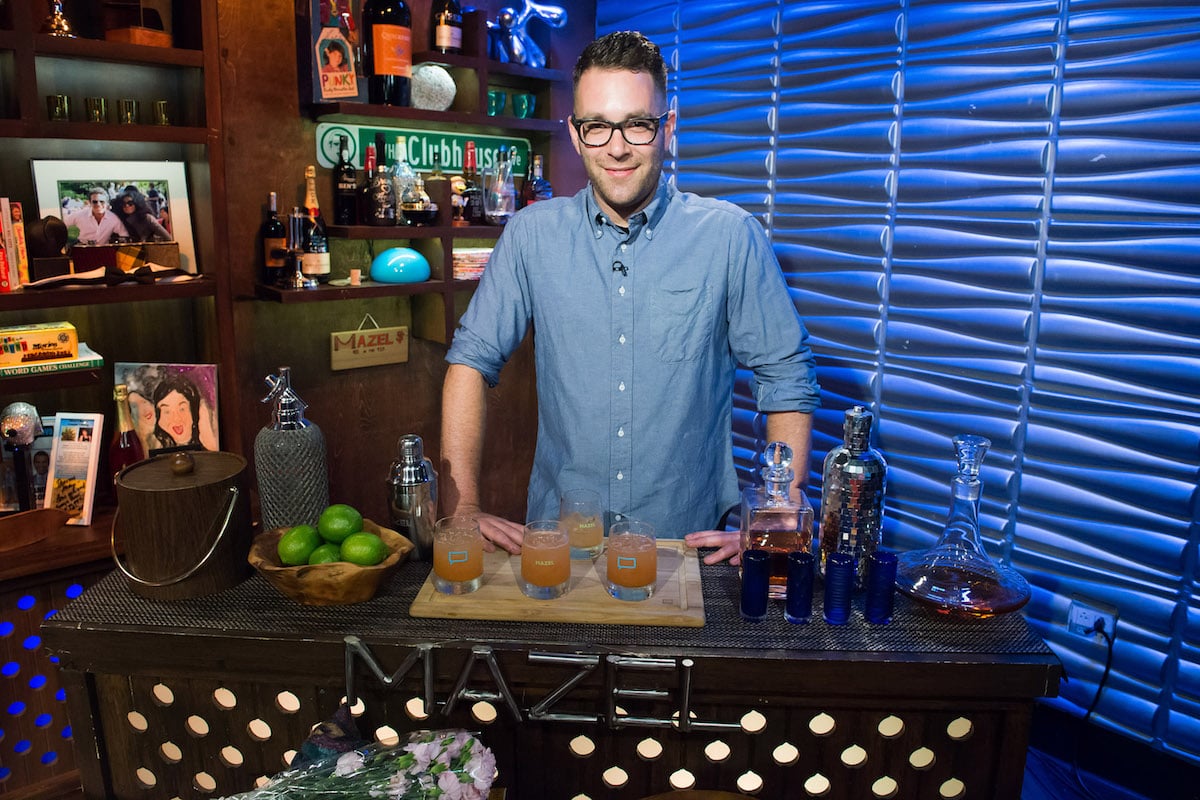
[683,530,741,565]
[475,512,525,554]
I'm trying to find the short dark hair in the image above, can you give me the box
[573,31,667,99]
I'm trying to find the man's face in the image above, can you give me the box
[89,194,108,217]
[570,68,674,227]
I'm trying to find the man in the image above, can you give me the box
[65,188,129,245]
[441,30,819,564]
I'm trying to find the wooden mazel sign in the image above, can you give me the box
[330,314,408,371]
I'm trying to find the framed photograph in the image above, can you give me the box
[46,413,105,526]
[114,362,219,456]
[31,160,197,273]
[0,416,53,513]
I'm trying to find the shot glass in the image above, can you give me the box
[519,520,571,599]
[117,98,139,125]
[46,94,70,122]
[432,515,484,594]
[605,518,657,601]
[511,92,536,118]
[152,100,171,126]
[85,96,108,123]
[740,549,770,622]
[560,488,603,559]
[486,89,506,116]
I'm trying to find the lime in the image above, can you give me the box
[340,532,388,566]
[307,543,343,565]
[317,504,363,544]
[277,524,321,566]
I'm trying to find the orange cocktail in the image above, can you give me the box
[560,489,604,559]
[605,519,657,601]
[433,516,484,594]
[520,520,571,599]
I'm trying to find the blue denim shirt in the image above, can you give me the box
[447,177,820,538]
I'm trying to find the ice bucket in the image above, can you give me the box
[112,450,253,600]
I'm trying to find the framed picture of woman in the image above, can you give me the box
[113,363,219,456]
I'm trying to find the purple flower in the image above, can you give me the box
[405,740,440,772]
[438,770,467,799]
[466,744,496,785]
[333,750,364,777]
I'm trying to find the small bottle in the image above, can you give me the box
[109,384,145,486]
[739,441,815,600]
[388,434,438,561]
[521,153,553,207]
[361,0,412,106]
[400,175,434,225]
[358,142,378,224]
[424,150,449,223]
[390,135,416,204]
[430,0,463,54]
[259,191,287,285]
[819,405,887,587]
[301,165,331,283]
[254,366,330,530]
[333,135,357,226]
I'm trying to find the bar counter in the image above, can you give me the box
[42,555,1061,800]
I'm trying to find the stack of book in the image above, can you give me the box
[0,198,29,292]
[0,322,104,379]
[452,247,493,281]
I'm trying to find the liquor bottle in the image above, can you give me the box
[333,135,357,225]
[895,435,1032,618]
[358,142,378,225]
[738,441,814,600]
[254,366,330,530]
[301,165,331,282]
[400,175,436,225]
[521,153,553,207]
[424,150,449,223]
[430,0,463,54]
[260,191,287,285]
[109,384,145,486]
[361,0,412,106]
[365,145,397,226]
[456,140,480,225]
[390,134,416,203]
[818,405,887,588]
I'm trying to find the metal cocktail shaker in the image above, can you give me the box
[388,434,437,561]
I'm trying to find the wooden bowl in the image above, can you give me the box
[248,519,413,606]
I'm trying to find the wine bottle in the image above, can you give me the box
[458,140,483,225]
[260,191,287,285]
[333,135,357,225]
[430,0,463,55]
[366,143,397,226]
[109,384,146,486]
[361,0,412,106]
[359,142,378,225]
[301,165,331,282]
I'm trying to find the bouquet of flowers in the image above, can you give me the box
[221,729,496,800]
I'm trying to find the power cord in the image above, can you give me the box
[1071,617,1116,799]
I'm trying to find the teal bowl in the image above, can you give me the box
[370,247,431,284]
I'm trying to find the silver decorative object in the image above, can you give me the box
[40,0,76,37]
[491,0,567,68]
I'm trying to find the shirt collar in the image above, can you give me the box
[587,176,673,241]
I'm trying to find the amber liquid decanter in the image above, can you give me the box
[894,435,1031,618]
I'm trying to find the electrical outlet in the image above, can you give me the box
[1068,597,1118,642]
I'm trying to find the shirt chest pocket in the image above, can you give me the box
[647,285,714,362]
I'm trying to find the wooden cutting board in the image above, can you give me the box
[408,540,705,627]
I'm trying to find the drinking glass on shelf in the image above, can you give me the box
[560,488,603,559]
[519,520,571,599]
[432,515,484,594]
[605,518,657,601]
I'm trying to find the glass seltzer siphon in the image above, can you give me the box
[739,441,814,600]
[254,366,329,530]
[819,405,887,588]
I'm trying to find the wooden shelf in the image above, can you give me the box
[309,100,563,132]
[326,223,502,239]
[414,49,568,84]
[256,279,447,303]
[25,121,210,143]
[0,507,117,584]
[33,34,204,67]
[0,365,104,392]
[0,276,216,311]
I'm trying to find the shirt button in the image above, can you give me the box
[618,382,626,391]
[620,244,628,252]
[618,427,625,437]
[617,471,624,481]
[618,334,626,345]
[619,286,626,296]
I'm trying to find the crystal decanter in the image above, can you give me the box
[894,434,1031,618]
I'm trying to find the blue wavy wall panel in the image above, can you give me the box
[597,0,1200,764]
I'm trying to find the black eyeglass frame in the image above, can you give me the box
[569,112,670,148]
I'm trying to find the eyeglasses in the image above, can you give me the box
[90,199,107,205]
[122,200,135,207]
[570,112,669,147]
